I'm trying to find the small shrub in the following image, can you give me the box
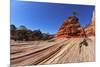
[48,39,55,42]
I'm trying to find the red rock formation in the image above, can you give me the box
[55,16,84,38]
[84,11,95,36]
[55,10,95,38]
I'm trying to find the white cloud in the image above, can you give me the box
[19,0,95,5]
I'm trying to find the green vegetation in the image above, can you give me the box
[72,11,78,16]
[48,39,55,42]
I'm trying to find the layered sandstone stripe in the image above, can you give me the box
[11,37,95,66]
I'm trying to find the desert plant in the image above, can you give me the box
[26,30,33,41]
[10,24,17,40]
[10,24,16,31]
[32,29,43,40]
[48,39,55,42]
[10,24,16,35]
[42,33,49,40]
[72,11,78,16]
[15,30,28,41]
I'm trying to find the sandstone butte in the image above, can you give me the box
[55,11,95,38]
[55,16,84,38]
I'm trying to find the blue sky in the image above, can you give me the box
[11,0,95,34]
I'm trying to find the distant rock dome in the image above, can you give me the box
[17,25,27,30]
[10,24,16,30]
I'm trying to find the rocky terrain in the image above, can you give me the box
[10,37,95,66]
[10,11,95,66]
